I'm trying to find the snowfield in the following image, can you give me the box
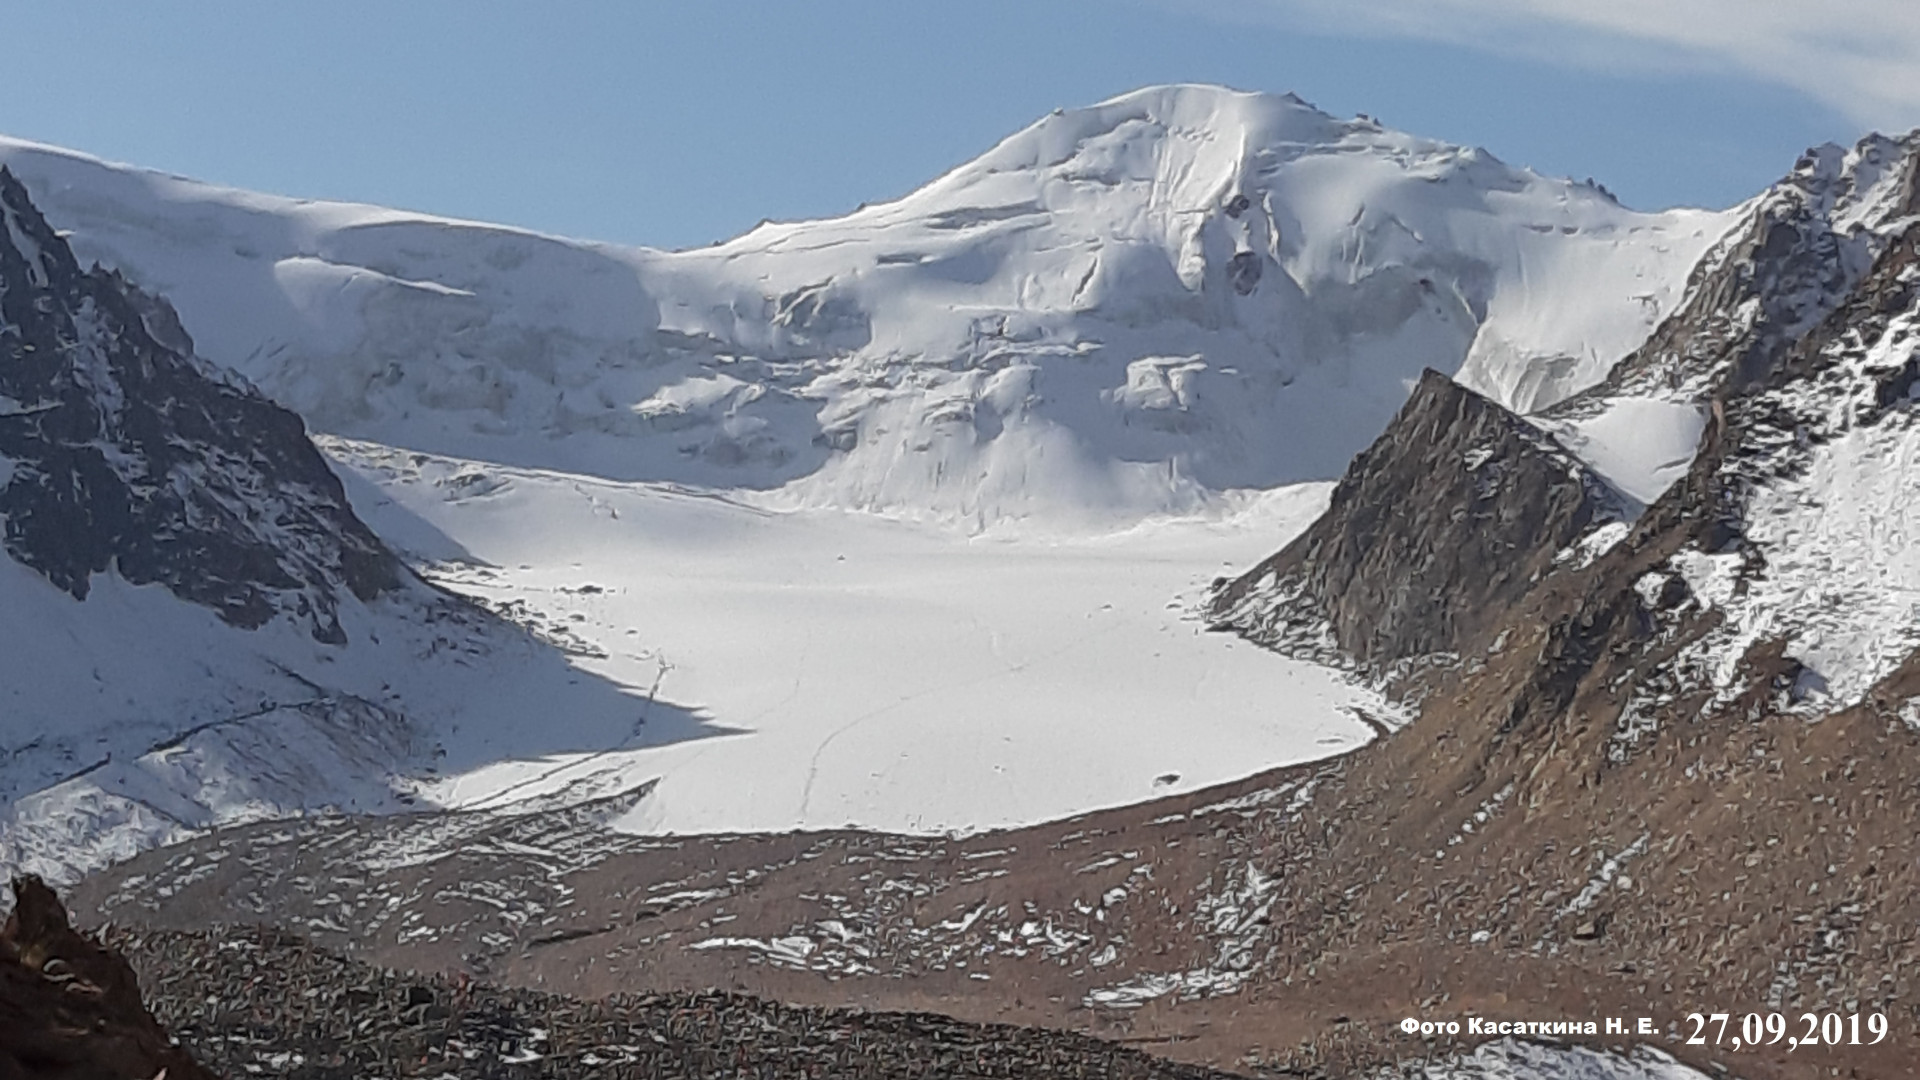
[0,518,713,883]
[327,439,1387,836]
[1531,396,1708,507]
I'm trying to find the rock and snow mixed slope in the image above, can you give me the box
[0,171,711,883]
[0,85,1733,527]
[1181,131,1920,1079]
[1213,131,1920,690]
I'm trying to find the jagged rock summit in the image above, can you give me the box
[1208,367,1629,672]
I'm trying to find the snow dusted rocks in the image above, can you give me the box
[1555,131,1920,718]
[1139,132,1920,1078]
[1577,132,1919,406]
[1213,131,1920,706]
[107,925,1241,1080]
[0,86,1733,526]
[1655,219,1920,713]
[0,166,400,641]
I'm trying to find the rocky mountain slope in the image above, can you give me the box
[67,131,1920,1080]
[0,86,1734,526]
[1,876,1240,1080]
[0,167,400,640]
[0,171,713,886]
[1189,128,1920,1074]
[1207,368,1629,672]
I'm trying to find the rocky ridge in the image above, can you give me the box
[1206,368,1628,673]
[0,165,400,643]
[1185,130,1920,1075]
[1579,132,1919,406]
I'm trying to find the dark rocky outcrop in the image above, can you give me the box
[0,876,216,1080]
[0,167,400,643]
[1207,368,1626,672]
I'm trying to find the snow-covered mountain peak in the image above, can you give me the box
[0,90,1737,527]
[932,83,1360,193]
[892,84,1522,215]
[641,85,1735,523]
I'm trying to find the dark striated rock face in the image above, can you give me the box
[0,876,217,1080]
[1208,368,1626,671]
[0,167,399,643]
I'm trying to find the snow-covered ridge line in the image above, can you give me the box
[0,84,1735,528]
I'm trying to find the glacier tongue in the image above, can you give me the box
[0,86,1735,527]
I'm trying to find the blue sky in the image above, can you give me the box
[0,2,1891,251]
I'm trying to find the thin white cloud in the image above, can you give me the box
[1234,0,1920,131]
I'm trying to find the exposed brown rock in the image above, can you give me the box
[1208,368,1626,671]
[0,876,216,1080]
